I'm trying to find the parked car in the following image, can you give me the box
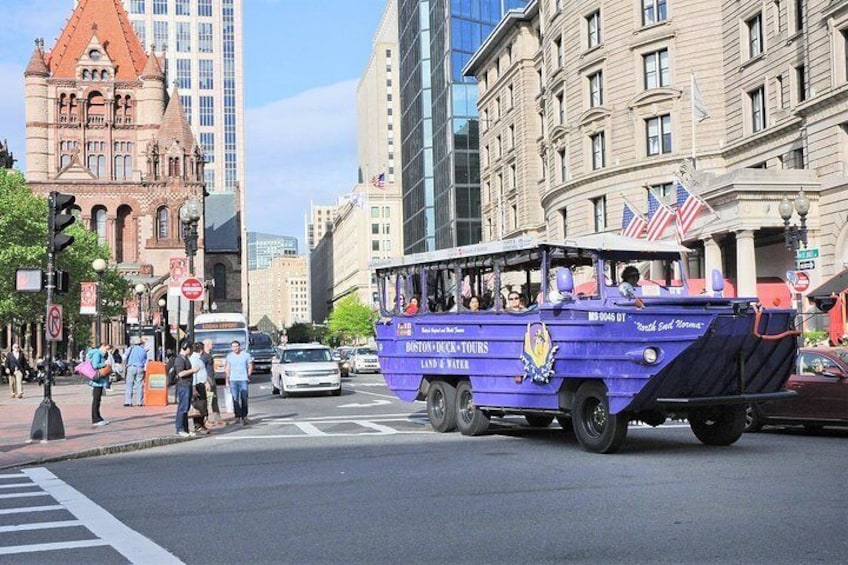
[271,344,341,397]
[249,331,275,373]
[350,346,381,374]
[746,347,848,432]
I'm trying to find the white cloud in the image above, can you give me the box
[244,79,360,244]
[0,63,27,166]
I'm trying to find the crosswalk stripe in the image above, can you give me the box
[0,492,49,500]
[0,505,64,515]
[356,421,401,433]
[0,520,83,533]
[0,539,112,556]
[0,482,37,489]
[294,422,326,436]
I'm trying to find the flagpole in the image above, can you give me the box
[691,73,696,165]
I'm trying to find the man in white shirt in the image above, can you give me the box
[189,342,210,433]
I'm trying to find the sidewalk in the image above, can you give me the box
[0,375,198,469]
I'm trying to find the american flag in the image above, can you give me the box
[675,182,704,241]
[371,172,386,189]
[646,191,675,241]
[621,200,647,239]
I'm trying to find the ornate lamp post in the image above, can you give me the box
[180,196,202,343]
[158,297,167,361]
[778,189,810,252]
[92,258,107,346]
[134,283,146,344]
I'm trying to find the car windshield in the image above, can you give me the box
[250,333,273,349]
[355,348,377,355]
[833,350,848,365]
[283,348,332,363]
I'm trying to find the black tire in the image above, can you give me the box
[455,381,490,436]
[689,406,746,446]
[426,380,457,432]
[331,385,342,397]
[744,404,763,433]
[524,414,555,428]
[280,387,289,399]
[572,381,628,454]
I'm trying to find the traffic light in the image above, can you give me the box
[48,191,75,253]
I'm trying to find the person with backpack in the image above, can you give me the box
[87,342,111,426]
[123,337,148,407]
[172,341,198,437]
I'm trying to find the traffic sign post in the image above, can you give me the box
[791,271,810,293]
[180,277,204,301]
[46,304,63,342]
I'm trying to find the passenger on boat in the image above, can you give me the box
[468,295,481,312]
[619,266,645,309]
[405,295,420,315]
[507,292,525,312]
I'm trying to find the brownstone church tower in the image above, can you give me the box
[24,0,214,314]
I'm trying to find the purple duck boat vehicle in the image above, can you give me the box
[371,234,798,453]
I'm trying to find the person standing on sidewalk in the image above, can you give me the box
[189,342,210,434]
[225,340,253,425]
[201,339,224,426]
[123,337,148,407]
[87,343,111,426]
[173,341,197,437]
[3,344,31,399]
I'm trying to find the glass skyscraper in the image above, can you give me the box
[400,0,527,253]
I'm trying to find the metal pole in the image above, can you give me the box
[95,272,103,345]
[186,220,197,343]
[137,292,143,344]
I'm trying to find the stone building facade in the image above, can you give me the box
[248,255,308,330]
[465,0,848,307]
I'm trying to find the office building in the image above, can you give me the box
[247,232,298,271]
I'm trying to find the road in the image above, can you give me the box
[1,372,845,564]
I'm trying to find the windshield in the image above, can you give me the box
[283,348,332,363]
[195,329,248,352]
[355,347,377,355]
[250,333,273,349]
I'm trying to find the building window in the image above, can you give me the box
[198,23,214,53]
[558,148,567,182]
[157,207,169,239]
[795,65,806,103]
[175,0,190,16]
[200,132,215,163]
[153,21,168,50]
[591,132,605,169]
[371,206,379,219]
[130,0,145,15]
[783,147,805,169]
[747,13,763,58]
[508,125,515,149]
[199,96,214,126]
[560,207,567,238]
[646,114,672,156]
[589,70,603,107]
[508,84,514,108]
[554,36,563,67]
[556,92,565,124]
[176,22,191,52]
[643,49,669,89]
[372,240,380,251]
[649,182,674,204]
[93,208,107,245]
[213,264,227,298]
[642,0,667,26]
[180,95,192,124]
[750,86,766,132]
[176,59,191,89]
[198,0,213,18]
[592,196,607,232]
[132,21,146,47]
[153,0,167,15]
[792,0,805,33]
[199,60,214,89]
[372,223,380,235]
[587,10,602,49]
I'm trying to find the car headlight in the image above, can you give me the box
[332,369,340,376]
[284,370,297,377]
[642,347,659,364]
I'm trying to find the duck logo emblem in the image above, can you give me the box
[519,322,558,384]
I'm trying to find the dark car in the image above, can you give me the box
[746,347,848,432]
[248,331,275,374]
[334,347,353,378]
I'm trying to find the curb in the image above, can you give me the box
[0,434,200,471]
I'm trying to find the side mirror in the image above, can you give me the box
[556,267,574,294]
[710,269,724,295]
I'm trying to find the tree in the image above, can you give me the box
[0,169,130,352]
[285,322,315,344]
[327,293,376,344]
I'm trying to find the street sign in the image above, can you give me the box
[180,277,204,301]
[46,304,63,342]
[791,271,810,292]
[796,259,816,271]
[795,248,819,260]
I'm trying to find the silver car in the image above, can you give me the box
[272,344,342,397]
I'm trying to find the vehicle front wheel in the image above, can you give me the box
[524,414,555,428]
[331,386,342,397]
[455,381,490,436]
[689,406,746,446]
[426,380,457,432]
[744,404,763,433]
[572,381,628,454]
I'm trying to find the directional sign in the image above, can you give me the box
[795,248,819,261]
[46,304,63,342]
[796,259,816,271]
[180,277,204,301]
[791,271,810,293]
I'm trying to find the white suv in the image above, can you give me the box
[350,346,381,374]
[272,344,341,397]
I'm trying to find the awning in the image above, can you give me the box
[806,269,848,299]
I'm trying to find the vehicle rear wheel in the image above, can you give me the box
[689,406,746,446]
[524,414,555,428]
[744,404,763,433]
[426,380,457,432]
[572,381,628,454]
[455,381,490,436]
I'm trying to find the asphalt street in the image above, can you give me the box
[1,372,845,565]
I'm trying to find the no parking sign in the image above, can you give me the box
[46,304,63,342]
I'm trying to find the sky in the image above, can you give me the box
[0,0,389,248]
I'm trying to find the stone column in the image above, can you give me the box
[735,230,757,298]
[704,236,723,292]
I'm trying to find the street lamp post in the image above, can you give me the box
[134,283,146,345]
[92,259,107,346]
[180,196,202,343]
[778,189,810,252]
[157,297,167,361]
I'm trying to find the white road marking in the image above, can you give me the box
[355,421,402,433]
[0,520,83,533]
[266,411,420,422]
[346,382,388,387]
[0,539,112,556]
[337,399,392,408]
[0,492,49,500]
[0,482,38,489]
[345,389,399,400]
[294,422,326,436]
[22,467,183,564]
[0,505,64,515]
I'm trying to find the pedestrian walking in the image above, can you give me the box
[86,343,111,426]
[3,343,31,399]
[225,340,253,425]
[189,342,210,434]
[123,337,148,407]
[201,339,225,426]
[172,341,197,437]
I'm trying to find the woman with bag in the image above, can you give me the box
[86,343,111,426]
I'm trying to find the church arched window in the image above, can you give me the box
[157,207,169,240]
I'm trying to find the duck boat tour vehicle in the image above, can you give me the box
[371,234,798,453]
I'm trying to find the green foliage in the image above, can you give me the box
[327,293,376,344]
[0,169,130,347]
[803,331,829,347]
[286,322,316,344]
